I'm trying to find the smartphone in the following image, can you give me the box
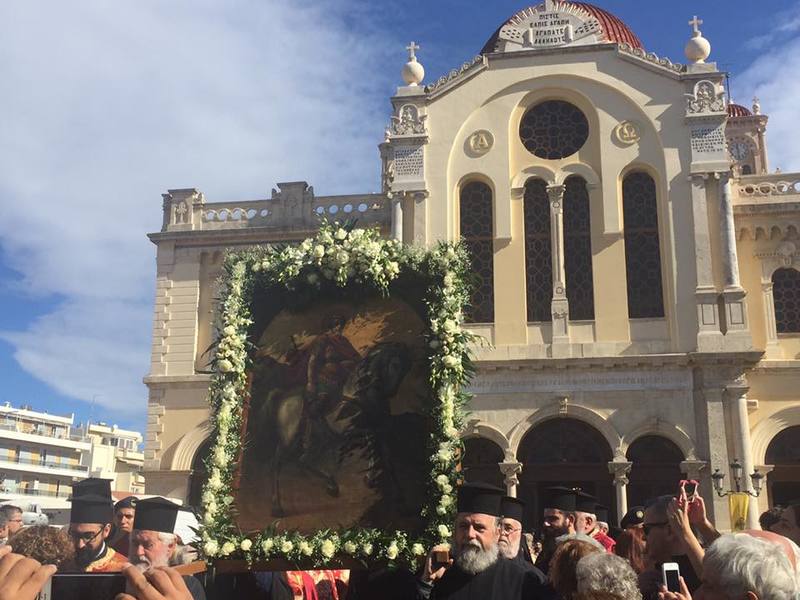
[662,562,681,593]
[684,481,698,500]
[432,549,450,572]
[37,573,127,600]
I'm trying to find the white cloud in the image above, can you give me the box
[737,34,800,173]
[0,0,396,420]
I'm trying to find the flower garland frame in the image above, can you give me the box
[199,222,475,568]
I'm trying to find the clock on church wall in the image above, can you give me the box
[729,140,751,161]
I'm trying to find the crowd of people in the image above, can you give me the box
[414,482,800,600]
[0,477,798,599]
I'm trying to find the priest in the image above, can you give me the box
[67,478,127,572]
[534,487,577,575]
[130,496,206,600]
[417,482,547,599]
[498,496,546,583]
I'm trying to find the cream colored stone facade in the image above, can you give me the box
[144,3,800,531]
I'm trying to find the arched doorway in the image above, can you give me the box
[462,437,505,489]
[517,418,614,529]
[626,435,684,508]
[766,426,800,506]
[186,437,213,510]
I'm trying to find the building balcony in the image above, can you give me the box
[0,486,70,499]
[0,424,91,451]
[0,455,89,478]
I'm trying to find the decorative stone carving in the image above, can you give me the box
[686,80,725,114]
[424,56,484,94]
[490,1,603,53]
[391,104,427,137]
[608,461,633,486]
[613,121,641,145]
[468,130,494,155]
[617,43,683,73]
[499,461,523,492]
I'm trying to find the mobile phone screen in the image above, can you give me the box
[664,568,680,592]
[684,482,697,498]
[38,573,127,600]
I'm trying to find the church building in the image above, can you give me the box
[144,1,800,530]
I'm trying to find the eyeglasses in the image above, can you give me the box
[642,522,669,536]
[68,528,104,544]
[500,524,521,535]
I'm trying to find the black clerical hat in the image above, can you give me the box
[574,491,597,514]
[620,506,645,529]
[543,487,577,512]
[595,504,609,524]
[73,478,112,500]
[114,496,138,512]
[501,496,525,523]
[70,493,114,524]
[457,482,504,516]
[133,497,183,534]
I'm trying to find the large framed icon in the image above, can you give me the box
[199,222,474,568]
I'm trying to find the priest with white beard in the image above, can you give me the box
[416,483,547,599]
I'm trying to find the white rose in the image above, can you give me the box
[335,228,348,240]
[436,474,448,487]
[262,538,274,553]
[205,502,218,516]
[221,542,235,556]
[438,525,451,538]
[350,229,364,239]
[442,355,459,369]
[204,540,219,556]
[362,543,373,555]
[217,359,234,372]
[240,539,253,552]
[299,541,313,556]
[443,483,453,494]
[281,540,294,554]
[442,319,457,334]
[321,539,335,559]
[412,543,425,556]
[343,541,357,554]
[208,472,223,490]
[203,512,215,525]
[439,494,453,507]
[436,505,447,515]
[437,447,451,462]
[223,325,236,337]
[313,245,326,258]
[202,491,215,505]
[335,250,349,265]
[386,543,399,560]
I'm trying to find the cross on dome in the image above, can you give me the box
[406,41,420,62]
[689,15,703,35]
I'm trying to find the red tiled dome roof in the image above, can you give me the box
[482,1,644,54]
[727,103,753,118]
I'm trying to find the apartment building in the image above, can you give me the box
[78,422,145,496]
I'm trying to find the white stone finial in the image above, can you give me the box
[402,41,425,86]
[752,97,761,115]
[685,15,711,63]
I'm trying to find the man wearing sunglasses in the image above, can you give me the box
[68,478,127,572]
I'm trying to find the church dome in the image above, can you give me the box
[727,103,753,118]
[481,1,644,54]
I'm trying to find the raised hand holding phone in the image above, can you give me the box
[661,562,681,593]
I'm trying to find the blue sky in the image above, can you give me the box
[1,0,799,435]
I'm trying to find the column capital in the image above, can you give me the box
[499,461,523,494]
[724,377,749,400]
[546,184,566,207]
[608,461,633,485]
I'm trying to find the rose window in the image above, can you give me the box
[519,100,589,159]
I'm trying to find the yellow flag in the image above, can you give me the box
[729,492,749,531]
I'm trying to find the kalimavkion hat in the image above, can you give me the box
[133,497,183,534]
[69,493,114,524]
[501,496,525,524]
[456,482,504,517]
[594,504,610,524]
[574,491,598,514]
[72,478,112,500]
[543,487,577,512]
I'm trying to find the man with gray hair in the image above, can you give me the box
[130,496,206,600]
[659,531,798,600]
[576,552,642,600]
[0,505,23,538]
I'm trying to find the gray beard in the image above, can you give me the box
[454,542,499,575]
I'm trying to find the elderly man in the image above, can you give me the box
[499,496,546,582]
[67,478,127,572]
[659,531,798,600]
[574,493,615,552]
[130,496,206,600]
[0,505,24,538]
[418,482,545,599]
[534,487,577,574]
[109,495,137,557]
[772,503,800,545]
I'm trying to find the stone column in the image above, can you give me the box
[390,194,404,242]
[693,385,732,530]
[718,173,740,290]
[500,461,523,497]
[547,184,570,352]
[724,380,760,529]
[761,280,782,358]
[608,461,632,525]
[690,175,724,350]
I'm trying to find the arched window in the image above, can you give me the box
[564,176,594,320]
[766,425,800,505]
[524,178,552,322]
[626,435,684,508]
[773,268,800,333]
[623,172,664,318]
[460,181,494,323]
[462,437,505,489]
[187,437,213,509]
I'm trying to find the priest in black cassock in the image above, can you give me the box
[533,487,578,575]
[416,482,547,600]
[498,496,546,582]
